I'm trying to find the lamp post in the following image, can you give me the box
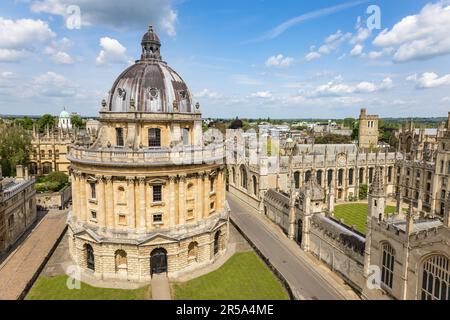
[285,137,297,240]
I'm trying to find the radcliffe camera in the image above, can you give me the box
[0,0,448,313]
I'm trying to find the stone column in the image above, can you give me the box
[204,171,211,218]
[178,175,186,224]
[72,171,80,219]
[80,174,87,222]
[95,175,106,226]
[138,177,146,231]
[196,172,204,221]
[105,176,114,229]
[127,177,136,229]
[168,175,176,228]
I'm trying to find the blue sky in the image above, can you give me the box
[1,0,450,119]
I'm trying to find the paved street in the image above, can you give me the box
[0,210,68,300]
[228,194,358,300]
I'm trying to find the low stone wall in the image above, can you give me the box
[228,184,261,212]
[36,185,72,210]
[308,215,366,293]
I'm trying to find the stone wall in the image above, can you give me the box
[36,185,72,210]
[308,214,366,292]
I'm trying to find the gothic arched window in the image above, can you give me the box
[240,166,247,189]
[381,243,395,289]
[421,254,449,300]
[294,172,300,189]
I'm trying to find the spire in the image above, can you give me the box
[369,166,384,196]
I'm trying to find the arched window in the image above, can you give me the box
[252,176,258,196]
[214,231,221,255]
[349,169,354,186]
[421,254,449,300]
[188,242,199,262]
[369,167,374,184]
[115,250,127,273]
[338,169,344,187]
[90,182,96,200]
[327,170,333,186]
[85,244,95,271]
[305,171,311,183]
[381,243,395,289]
[43,162,52,174]
[294,172,300,189]
[316,170,323,186]
[359,168,365,184]
[240,166,247,189]
[232,167,236,184]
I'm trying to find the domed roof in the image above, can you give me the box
[60,109,70,118]
[107,26,194,113]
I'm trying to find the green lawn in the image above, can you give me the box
[334,203,397,234]
[173,252,290,300]
[26,275,150,300]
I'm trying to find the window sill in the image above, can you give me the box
[89,218,98,223]
[88,199,98,204]
[153,221,164,226]
[210,192,216,197]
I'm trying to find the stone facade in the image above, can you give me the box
[260,165,450,300]
[358,108,379,149]
[36,185,72,210]
[67,27,229,281]
[228,128,399,212]
[0,165,37,255]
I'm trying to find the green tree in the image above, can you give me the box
[37,114,56,132]
[315,134,351,144]
[359,184,368,200]
[0,124,32,176]
[70,115,84,129]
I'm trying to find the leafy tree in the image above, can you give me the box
[15,117,34,130]
[359,184,368,200]
[37,114,56,132]
[315,134,351,144]
[70,114,84,129]
[0,124,31,176]
[35,172,69,193]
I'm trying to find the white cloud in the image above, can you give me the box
[373,2,450,62]
[308,77,393,97]
[31,71,79,97]
[304,51,321,61]
[45,37,74,64]
[407,72,450,89]
[350,44,364,56]
[0,49,27,62]
[305,30,351,61]
[265,54,294,67]
[0,17,55,62]
[30,0,179,36]
[251,91,273,99]
[96,37,129,65]
[195,89,222,99]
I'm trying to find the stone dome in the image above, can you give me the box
[107,26,193,113]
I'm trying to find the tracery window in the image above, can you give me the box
[381,243,395,289]
[421,255,449,300]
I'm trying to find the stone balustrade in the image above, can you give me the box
[68,144,225,166]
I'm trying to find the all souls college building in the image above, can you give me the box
[228,113,450,300]
[67,26,229,281]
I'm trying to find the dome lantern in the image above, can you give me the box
[141,25,162,60]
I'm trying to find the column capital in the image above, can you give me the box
[138,176,146,184]
[178,174,187,183]
[168,175,177,183]
[104,175,113,183]
[95,174,104,182]
[126,176,136,183]
[197,171,206,179]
